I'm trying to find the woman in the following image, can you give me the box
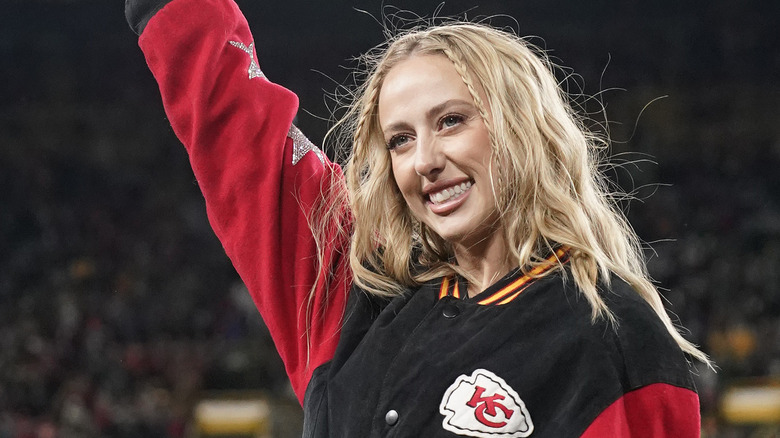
[125,0,709,435]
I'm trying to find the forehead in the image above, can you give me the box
[381,53,464,95]
[378,54,474,124]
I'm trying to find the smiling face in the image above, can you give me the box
[378,54,503,251]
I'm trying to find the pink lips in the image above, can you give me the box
[426,181,473,215]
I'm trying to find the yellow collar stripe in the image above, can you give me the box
[439,276,450,299]
[436,247,569,305]
[479,247,569,305]
[452,281,460,299]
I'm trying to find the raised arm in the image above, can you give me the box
[125,0,351,403]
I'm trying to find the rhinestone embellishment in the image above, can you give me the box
[229,40,265,80]
[289,124,325,165]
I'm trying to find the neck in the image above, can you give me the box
[453,233,514,298]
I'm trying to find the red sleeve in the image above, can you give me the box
[138,0,351,404]
[580,383,700,437]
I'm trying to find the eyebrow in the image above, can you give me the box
[381,98,475,136]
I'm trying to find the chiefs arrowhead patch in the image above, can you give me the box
[440,369,534,437]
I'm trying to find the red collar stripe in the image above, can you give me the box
[436,247,569,304]
[477,273,534,305]
[440,276,461,299]
[479,247,570,305]
[496,289,524,305]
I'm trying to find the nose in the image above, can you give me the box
[413,135,445,178]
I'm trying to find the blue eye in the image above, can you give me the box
[386,134,411,150]
[440,114,464,129]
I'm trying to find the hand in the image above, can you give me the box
[125,0,174,35]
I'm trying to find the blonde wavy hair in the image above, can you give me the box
[316,22,709,365]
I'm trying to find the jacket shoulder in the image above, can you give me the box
[599,278,697,391]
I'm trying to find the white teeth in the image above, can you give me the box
[429,181,472,205]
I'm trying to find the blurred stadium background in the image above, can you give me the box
[1,0,778,436]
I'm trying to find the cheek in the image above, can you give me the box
[390,159,426,221]
[390,156,414,198]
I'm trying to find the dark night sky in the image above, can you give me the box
[3,0,777,144]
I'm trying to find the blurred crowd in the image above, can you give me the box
[1,0,778,437]
[1,102,291,437]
